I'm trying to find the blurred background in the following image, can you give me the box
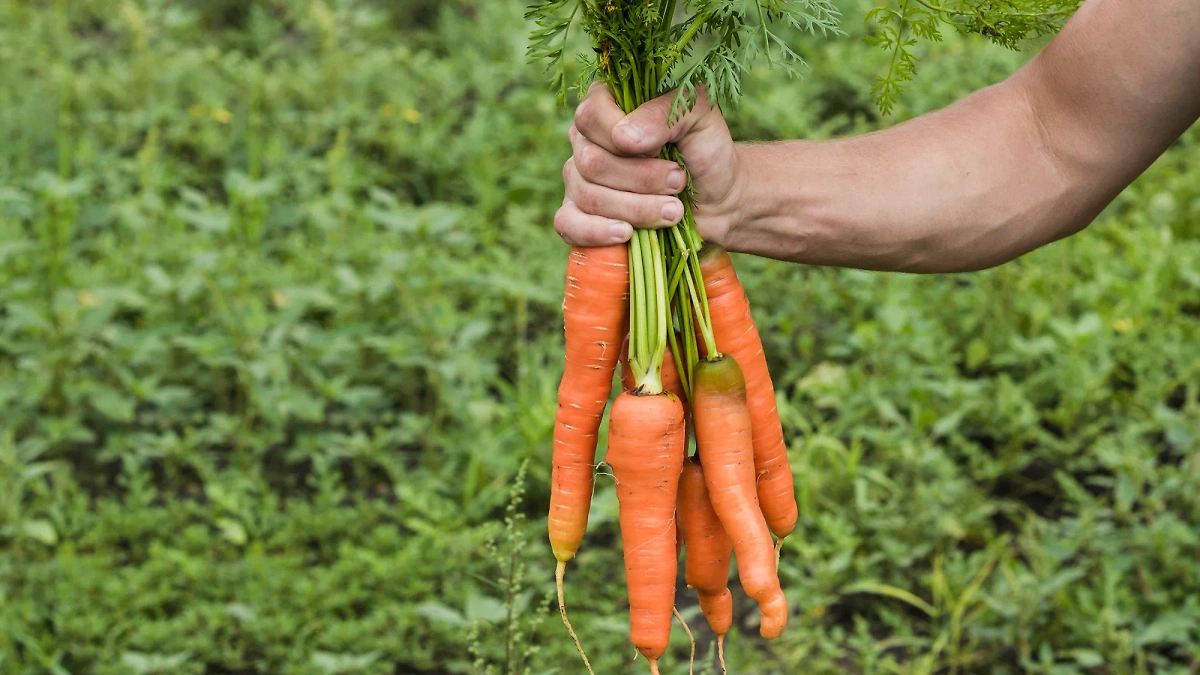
[1,1,1198,673]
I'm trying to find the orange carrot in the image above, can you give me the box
[548,244,629,673]
[693,356,788,639]
[607,391,687,673]
[677,456,733,666]
[699,244,797,541]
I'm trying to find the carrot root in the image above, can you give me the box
[775,536,785,568]
[717,634,727,675]
[556,561,595,675]
[674,606,695,675]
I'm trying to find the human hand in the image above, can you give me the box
[555,82,743,248]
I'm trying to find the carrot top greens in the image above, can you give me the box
[527,0,840,396]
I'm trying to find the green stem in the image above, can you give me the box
[660,9,715,76]
[629,231,648,382]
[627,48,644,107]
[667,252,687,300]
[683,257,718,357]
[650,230,668,355]
[681,291,697,391]
[660,0,677,37]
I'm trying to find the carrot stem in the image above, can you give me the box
[629,231,648,383]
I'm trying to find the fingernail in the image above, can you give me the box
[616,121,644,143]
[661,200,683,223]
[609,221,633,241]
[667,169,686,191]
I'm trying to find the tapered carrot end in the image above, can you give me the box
[717,634,727,674]
[556,561,595,675]
[673,606,695,675]
[774,536,785,568]
[759,593,789,640]
[648,658,661,675]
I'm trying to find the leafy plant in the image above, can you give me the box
[468,460,552,675]
[866,0,1082,113]
[0,1,1196,674]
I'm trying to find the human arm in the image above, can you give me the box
[556,0,1200,273]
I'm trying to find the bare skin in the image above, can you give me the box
[555,0,1200,273]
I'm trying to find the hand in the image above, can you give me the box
[555,82,743,247]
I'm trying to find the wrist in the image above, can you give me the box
[707,142,773,251]
[720,141,819,261]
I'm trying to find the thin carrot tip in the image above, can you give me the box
[674,606,696,675]
[556,561,595,675]
[718,634,727,675]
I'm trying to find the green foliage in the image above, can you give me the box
[866,0,1082,113]
[1,1,1198,674]
[468,461,553,675]
[527,0,842,118]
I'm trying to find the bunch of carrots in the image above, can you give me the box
[551,243,795,674]
[529,0,838,672]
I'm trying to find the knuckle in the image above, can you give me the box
[574,184,601,214]
[648,163,671,190]
[641,202,662,225]
[573,97,592,128]
[562,158,574,183]
[552,207,570,236]
[576,144,603,177]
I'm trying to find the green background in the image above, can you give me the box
[1,1,1198,673]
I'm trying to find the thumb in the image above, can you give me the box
[612,88,717,157]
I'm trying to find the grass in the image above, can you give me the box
[0,1,1198,674]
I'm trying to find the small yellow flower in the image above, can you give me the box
[189,104,206,117]
[380,104,395,117]
[79,290,99,307]
[402,108,421,124]
[212,108,232,124]
[1113,318,1133,333]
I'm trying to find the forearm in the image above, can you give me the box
[726,80,1077,273]
[724,0,1200,274]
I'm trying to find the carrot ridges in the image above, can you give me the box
[548,245,628,672]
[548,244,629,563]
[677,457,734,643]
[693,356,789,640]
[699,244,798,540]
[607,391,687,668]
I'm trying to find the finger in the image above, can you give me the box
[574,81,631,155]
[554,198,634,247]
[570,125,687,195]
[611,88,719,157]
[564,158,685,228]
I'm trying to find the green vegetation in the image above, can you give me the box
[1,1,1198,674]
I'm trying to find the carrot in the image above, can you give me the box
[699,244,797,541]
[677,457,733,667]
[547,244,629,673]
[607,391,687,673]
[693,356,789,639]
